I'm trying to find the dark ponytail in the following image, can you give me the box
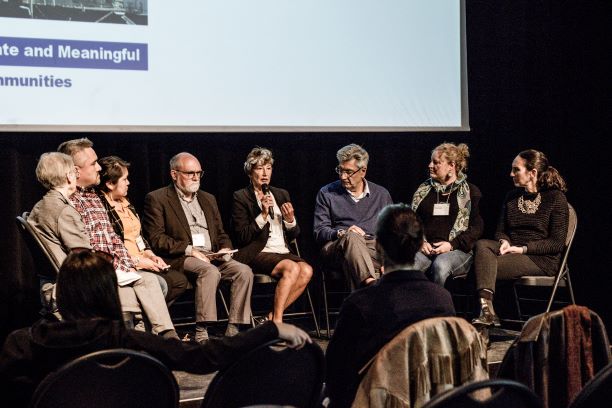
[376,203,423,265]
[518,149,567,192]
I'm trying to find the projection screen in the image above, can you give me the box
[0,0,469,132]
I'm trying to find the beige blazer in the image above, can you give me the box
[352,317,489,408]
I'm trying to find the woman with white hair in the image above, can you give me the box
[27,152,88,268]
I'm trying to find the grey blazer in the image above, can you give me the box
[27,189,92,269]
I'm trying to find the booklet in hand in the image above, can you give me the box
[203,249,238,259]
[116,270,142,286]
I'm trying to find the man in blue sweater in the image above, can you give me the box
[313,144,393,289]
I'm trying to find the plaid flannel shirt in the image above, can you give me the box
[70,186,134,272]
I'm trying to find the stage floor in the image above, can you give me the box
[174,327,518,407]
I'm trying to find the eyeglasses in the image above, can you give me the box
[335,166,361,177]
[174,169,204,178]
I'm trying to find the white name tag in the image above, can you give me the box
[192,233,206,247]
[433,203,450,216]
[136,235,147,251]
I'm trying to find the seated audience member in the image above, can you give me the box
[472,149,568,327]
[231,147,313,323]
[0,251,311,408]
[325,204,456,408]
[97,156,188,303]
[313,143,393,289]
[143,152,253,343]
[57,138,178,339]
[411,142,484,285]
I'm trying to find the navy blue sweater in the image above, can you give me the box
[313,180,393,245]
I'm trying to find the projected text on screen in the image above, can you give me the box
[0,0,468,131]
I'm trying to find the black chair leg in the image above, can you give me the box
[305,287,321,337]
[322,273,331,339]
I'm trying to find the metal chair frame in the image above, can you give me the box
[512,203,577,321]
[201,339,325,408]
[30,348,179,408]
[422,378,542,408]
[320,263,353,339]
[568,361,612,408]
[16,212,61,277]
[250,240,320,337]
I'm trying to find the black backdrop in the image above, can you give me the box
[1,0,610,341]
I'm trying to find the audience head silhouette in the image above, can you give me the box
[376,203,423,267]
[56,251,122,321]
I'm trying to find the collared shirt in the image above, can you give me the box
[112,198,142,257]
[253,188,297,254]
[175,186,212,253]
[70,186,134,272]
[346,180,371,203]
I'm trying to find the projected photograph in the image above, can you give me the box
[0,0,148,25]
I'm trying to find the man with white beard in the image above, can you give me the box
[143,152,253,343]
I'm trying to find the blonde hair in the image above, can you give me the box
[433,142,470,175]
[36,152,74,190]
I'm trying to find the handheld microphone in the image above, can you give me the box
[261,183,274,219]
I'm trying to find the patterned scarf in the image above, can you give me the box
[411,173,471,241]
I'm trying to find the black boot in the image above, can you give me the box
[472,297,501,327]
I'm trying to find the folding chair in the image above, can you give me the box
[512,203,577,321]
[422,379,542,408]
[251,240,320,336]
[201,340,325,408]
[30,348,179,408]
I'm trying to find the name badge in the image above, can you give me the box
[136,235,147,252]
[192,233,206,247]
[433,203,450,216]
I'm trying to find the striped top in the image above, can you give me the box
[495,188,569,275]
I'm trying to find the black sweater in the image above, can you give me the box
[495,188,569,275]
[414,182,484,253]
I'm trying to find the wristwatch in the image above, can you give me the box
[337,229,346,239]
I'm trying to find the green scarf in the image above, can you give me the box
[411,174,471,242]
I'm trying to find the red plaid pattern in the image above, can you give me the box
[70,187,134,272]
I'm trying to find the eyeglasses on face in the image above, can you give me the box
[174,169,204,178]
[335,166,361,177]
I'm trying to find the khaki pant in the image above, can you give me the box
[322,231,381,290]
[183,257,253,324]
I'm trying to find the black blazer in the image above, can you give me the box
[231,185,300,265]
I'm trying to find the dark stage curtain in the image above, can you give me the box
[1,0,609,341]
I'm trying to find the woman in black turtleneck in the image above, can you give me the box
[472,149,569,327]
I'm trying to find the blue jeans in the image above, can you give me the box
[414,250,473,286]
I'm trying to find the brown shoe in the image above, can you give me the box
[472,298,501,327]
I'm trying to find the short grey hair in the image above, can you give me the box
[36,152,74,190]
[243,147,274,175]
[57,138,93,158]
[336,144,369,168]
[169,152,195,170]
